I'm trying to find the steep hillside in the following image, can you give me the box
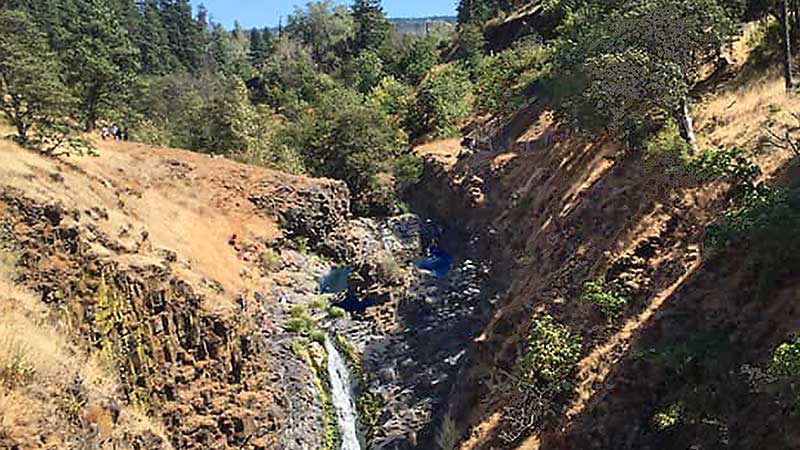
[413,67,800,449]
[0,137,352,450]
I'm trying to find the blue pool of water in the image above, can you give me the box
[320,267,377,313]
[416,248,454,277]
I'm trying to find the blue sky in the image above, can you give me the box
[192,0,458,29]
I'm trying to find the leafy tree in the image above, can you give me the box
[400,36,439,84]
[284,87,405,213]
[413,65,473,138]
[370,75,414,131]
[351,0,391,54]
[555,0,735,153]
[252,35,338,118]
[161,0,206,71]
[345,50,384,93]
[286,1,355,72]
[0,9,76,147]
[456,24,487,77]
[209,23,253,79]
[58,0,140,131]
[475,40,550,114]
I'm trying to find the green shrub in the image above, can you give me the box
[644,119,690,156]
[435,414,458,450]
[285,317,316,334]
[259,249,282,272]
[290,304,308,318]
[310,329,327,345]
[770,334,800,412]
[519,313,582,392]
[309,295,330,311]
[582,279,627,319]
[412,65,473,138]
[652,402,685,431]
[329,306,346,319]
[357,391,381,443]
[688,147,761,190]
[392,153,424,191]
[475,40,550,115]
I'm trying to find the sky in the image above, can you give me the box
[192,0,458,29]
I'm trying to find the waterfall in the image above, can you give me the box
[325,337,362,450]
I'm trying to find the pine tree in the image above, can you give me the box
[62,0,140,130]
[352,0,391,54]
[249,28,269,68]
[162,0,204,71]
[138,0,178,74]
[0,9,76,146]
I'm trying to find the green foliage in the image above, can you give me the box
[259,249,282,272]
[209,23,254,80]
[582,279,627,319]
[286,1,355,73]
[644,119,690,156]
[370,75,414,131]
[351,0,391,54]
[0,9,80,151]
[436,414,458,450]
[392,153,424,191]
[519,313,582,392]
[345,50,385,93]
[770,334,800,412]
[357,391,381,443]
[285,316,316,334]
[688,147,761,198]
[554,0,734,138]
[400,37,439,85]
[0,341,35,389]
[309,295,331,311]
[652,402,685,431]
[285,87,405,214]
[455,24,486,77]
[329,306,346,319]
[475,40,550,115]
[413,65,473,138]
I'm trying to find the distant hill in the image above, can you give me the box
[389,16,458,36]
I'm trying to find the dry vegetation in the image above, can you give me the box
[0,259,172,449]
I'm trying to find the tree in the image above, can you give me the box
[249,28,272,68]
[782,0,795,91]
[345,50,384,93]
[285,87,404,213]
[400,36,439,84]
[161,0,205,71]
[413,65,473,138]
[556,0,735,153]
[286,1,355,72]
[0,9,75,145]
[209,23,253,79]
[62,0,140,131]
[351,0,391,54]
[138,0,179,74]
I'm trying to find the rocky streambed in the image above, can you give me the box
[266,209,503,450]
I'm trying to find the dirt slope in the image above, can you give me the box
[0,136,349,450]
[412,69,800,449]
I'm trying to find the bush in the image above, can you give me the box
[309,295,330,311]
[392,153,424,191]
[413,65,473,138]
[652,402,685,431]
[688,147,761,189]
[259,249,282,272]
[582,279,627,319]
[0,341,35,389]
[770,334,800,412]
[519,313,582,392]
[475,40,550,115]
[329,306,346,319]
[285,316,316,334]
[644,119,690,156]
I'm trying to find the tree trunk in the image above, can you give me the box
[84,85,100,132]
[783,0,795,92]
[11,97,27,143]
[676,98,698,155]
[793,0,800,44]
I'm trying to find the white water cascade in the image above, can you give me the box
[325,337,362,450]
